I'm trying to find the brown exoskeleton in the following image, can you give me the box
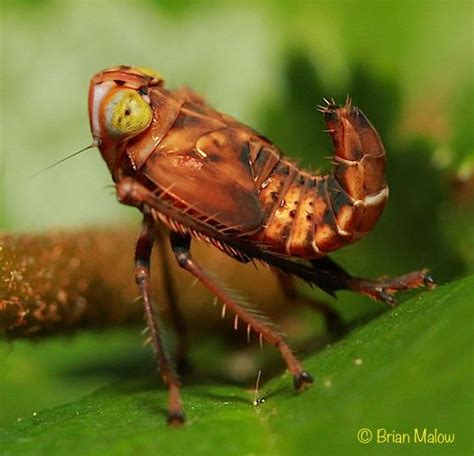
[88,66,434,425]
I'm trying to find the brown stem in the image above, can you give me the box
[0,227,289,338]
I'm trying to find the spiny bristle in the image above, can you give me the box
[318,97,340,113]
[253,370,263,407]
[344,94,352,110]
[204,270,284,339]
[169,219,179,232]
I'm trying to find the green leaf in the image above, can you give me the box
[1,275,472,455]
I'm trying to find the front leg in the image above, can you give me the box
[135,215,184,425]
[154,227,190,375]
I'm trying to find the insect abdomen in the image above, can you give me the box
[252,101,389,258]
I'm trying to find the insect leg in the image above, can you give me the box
[135,216,184,425]
[274,270,344,334]
[169,231,314,391]
[250,250,434,305]
[154,228,190,374]
[310,257,435,305]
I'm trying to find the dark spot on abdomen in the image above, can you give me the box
[208,154,221,162]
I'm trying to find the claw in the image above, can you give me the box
[423,274,436,289]
[167,410,185,426]
[293,371,314,391]
[379,290,396,306]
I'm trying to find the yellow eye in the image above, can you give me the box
[102,89,152,138]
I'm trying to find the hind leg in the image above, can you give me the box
[252,249,434,306]
[309,257,435,305]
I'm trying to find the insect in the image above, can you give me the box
[88,65,434,425]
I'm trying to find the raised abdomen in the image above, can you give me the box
[251,100,389,258]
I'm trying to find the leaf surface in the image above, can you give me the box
[1,276,472,455]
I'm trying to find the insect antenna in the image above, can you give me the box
[28,139,100,180]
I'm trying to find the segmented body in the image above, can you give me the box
[90,67,389,260]
[249,106,389,257]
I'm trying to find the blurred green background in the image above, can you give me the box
[1,1,473,454]
[1,0,473,278]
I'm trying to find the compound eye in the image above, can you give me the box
[102,89,152,138]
